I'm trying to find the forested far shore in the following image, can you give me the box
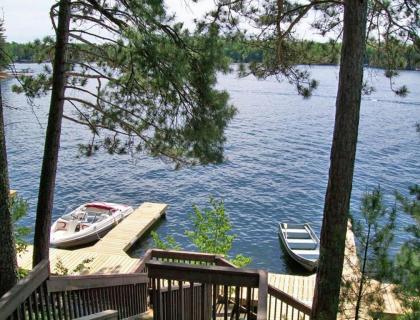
[5,39,420,70]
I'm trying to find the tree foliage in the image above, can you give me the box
[9,196,31,279]
[7,38,420,71]
[207,0,419,97]
[0,21,6,70]
[340,187,396,319]
[394,185,420,320]
[13,0,236,167]
[10,196,30,256]
[152,197,251,268]
[151,231,181,251]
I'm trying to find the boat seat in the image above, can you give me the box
[288,239,318,250]
[80,223,91,230]
[56,221,67,231]
[294,249,320,261]
[292,249,319,255]
[285,229,311,239]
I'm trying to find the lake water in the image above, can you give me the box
[2,64,419,274]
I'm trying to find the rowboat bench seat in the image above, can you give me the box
[285,229,311,239]
[293,250,320,261]
[288,238,318,250]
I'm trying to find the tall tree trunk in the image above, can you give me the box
[0,82,18,297]
[311,0,368,319]
[33,0,71,267]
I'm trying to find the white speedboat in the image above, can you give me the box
[278,222,320,272]
[50,202,133,248]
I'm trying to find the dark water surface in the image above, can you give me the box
[3,65,419,274]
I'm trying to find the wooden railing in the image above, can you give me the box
[139,249,312,320]
[0,260,148,320]
[47,273,148,319]
[136,249,245,273]
[1,250,312,320]
[136,249,223,273]
[147,260,268,320]
[0,260,50,320]
[267,286,311,320]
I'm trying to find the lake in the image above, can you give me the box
[2,64,419,274]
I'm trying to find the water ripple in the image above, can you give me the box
[2,64,419,274]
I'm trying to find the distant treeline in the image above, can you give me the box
[5,39,420,70]
[223,40,420,70]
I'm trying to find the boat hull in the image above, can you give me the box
[278,223,319,272]
[50,222,115,248]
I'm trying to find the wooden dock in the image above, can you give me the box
[16,207,403,317]
[268,273,315,307]
[17,202,167,274]
[17,246,142,274]
[93,202,167,255]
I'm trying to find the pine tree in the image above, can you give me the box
[207,1,418,318]
[340,187,396,320]
[394,185,420,320]
[13,0,236,265]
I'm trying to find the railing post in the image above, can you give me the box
[257,271,268,320]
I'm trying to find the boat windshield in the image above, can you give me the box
[62,205,114,222]
[84,210,109,223]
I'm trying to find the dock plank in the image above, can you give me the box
[93,202,167,255]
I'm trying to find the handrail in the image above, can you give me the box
[47,272,148,292]
[136,249,225,272]
[142,249,313,318]
[268,284,312,315]
[0,259,50,319]
[146,260,260,287]
[150,248,222,263]
[214,256,237,268]
[75,310,118,320]
[147,260,268,319]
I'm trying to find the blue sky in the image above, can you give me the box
[1,0,212,42]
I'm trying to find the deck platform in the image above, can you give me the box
[17,246,142,274]
[17,202,167,274]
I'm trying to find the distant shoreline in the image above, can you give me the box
[7,61,420,73]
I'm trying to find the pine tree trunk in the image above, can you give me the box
[0,83,18,297]
[33,0,71,267]
[311,0,368,319]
